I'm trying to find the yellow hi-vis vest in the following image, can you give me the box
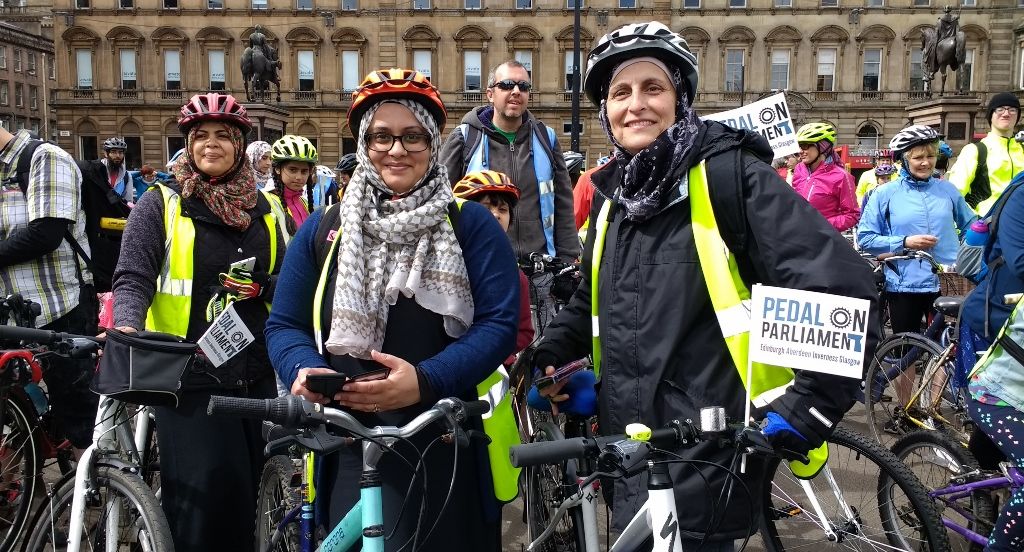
[590,160,828,479]
[145,184,281,338]
[311,200,521,502]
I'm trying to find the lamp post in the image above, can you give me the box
[570,0,581,152]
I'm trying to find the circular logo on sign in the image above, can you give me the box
[830,307,851,329]
[759,107,777,125]
[231,331,245,343]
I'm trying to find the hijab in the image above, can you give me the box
[171,123,258,231]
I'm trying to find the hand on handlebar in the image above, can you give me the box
[760,412,812,462]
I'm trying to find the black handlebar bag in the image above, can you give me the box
[91,329,198,407]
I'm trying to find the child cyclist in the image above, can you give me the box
[453,170,533,363]
[269,134,318,234]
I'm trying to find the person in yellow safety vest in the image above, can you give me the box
[263,68,520,551]
[110,92,288,551]
[948,92,1024,213]
[530,22,881,549]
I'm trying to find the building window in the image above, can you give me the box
[76,0,89,8]
[13,49,21,72]
[564,51,581,91]
[413,49,431,80]
[296,0,312,9]
[208,49,225,90]
[770,50,790,90]
[14,84,22,107]
[961,0,975,5]
[867,0,883,5]
[464,50,482,91]
[821,0,837,6]
[682,0,700,7]
[80,136,98,160]
[862,48,881,91]
[959,48,974,91]
[207,0,222,8]
[165,50,181,90]
[856,125,879,149]
[27,52,35,75]
[0,81,8,106]
[341,51,360,92]
[567,0,582,7]
[341,0,356,8]
[775,0,792,6]
[516,0,531,7]
[562,121,582,134]
[47,54,54,79]
[948,121,967,140]
[29,86,37,109]
[297,50,315,91]
[163,0,177,8]
[725,49,744,92]
[50,88,55,104]
[514,50,533,79]
[119,0,133,8]
[465,0,481,8]
[816,48,836,91]
[76,49,93,88]
[0,47,6,70]
[166,136,186,163]
[909,48,925,90]
[120,49,137,90]
[619,0,636,7]
[729,0,745,7]
[913,0,928,5]
[413,0,429,8]
[30,119,39,135]
[252,0,267,8]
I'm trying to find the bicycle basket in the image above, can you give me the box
[939,272,976,297]
[91,329,197,407]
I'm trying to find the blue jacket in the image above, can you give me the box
[264,200,519,399]
[129,171,172,201]
[963,171,1024,338]
[857,172,976,292]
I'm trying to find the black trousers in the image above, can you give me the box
[154,379,275,552]
[887,291,940,335]
[41,301,99,448]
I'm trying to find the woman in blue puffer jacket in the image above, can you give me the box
[858,125,976,330]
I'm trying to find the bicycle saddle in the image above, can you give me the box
[933,295,964,317]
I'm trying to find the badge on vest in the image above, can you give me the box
[198,303,256,367]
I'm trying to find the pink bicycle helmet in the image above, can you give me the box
[178,93,252,134]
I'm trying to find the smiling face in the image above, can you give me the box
[487,63,531,129]
[605,61,677,156]
[991,106,1020,136]
[799,142,821,167]
[905,144,937,180]
[190,121,237,178]
[367,102,431,195]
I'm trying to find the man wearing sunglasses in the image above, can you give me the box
[441,60,580,328]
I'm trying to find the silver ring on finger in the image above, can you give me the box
[373,403,380,413]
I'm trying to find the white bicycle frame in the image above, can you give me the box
[66,395,155,552]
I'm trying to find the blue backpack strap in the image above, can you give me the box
[459,123,488,175]
[532,122,557,256]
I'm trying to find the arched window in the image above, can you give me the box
[857,123,880,149]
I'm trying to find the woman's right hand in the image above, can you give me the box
[536,365,570,416]
[905,234,938,250]
[291,367,335,405]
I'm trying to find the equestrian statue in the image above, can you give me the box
[241,25,282,103]
[920,6,967,96]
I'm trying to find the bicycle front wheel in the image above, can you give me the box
[0,391,42,552]
[525,421,583,552]
[23,465,172,551]
[892,429,996,552]
[255,455,302,552]
[761,426,949,551]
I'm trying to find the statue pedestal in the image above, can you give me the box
[243,103,291,145]
[906,96,982,152]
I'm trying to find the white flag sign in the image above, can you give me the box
[198,303,255,367]
[702,93,799,159]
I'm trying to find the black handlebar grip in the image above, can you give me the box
[461,400,490,418]
[0,326,57,344]
[207,396,271,420]
[510,437,589,468]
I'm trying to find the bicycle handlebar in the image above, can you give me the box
[0,325,103,358]
[511,426,684,468]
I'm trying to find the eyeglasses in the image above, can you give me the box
[490,80,532,92]
[994,106,1020,115]
[364,132,431,153]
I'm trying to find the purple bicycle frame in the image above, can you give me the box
[929,466,1024,546]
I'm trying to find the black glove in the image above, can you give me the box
[531,349,562,381]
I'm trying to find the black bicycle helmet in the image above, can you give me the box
[563,151,585,175]
[584,22,699,107]
[335,153,358,174]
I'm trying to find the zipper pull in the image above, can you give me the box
[509,142,515,153]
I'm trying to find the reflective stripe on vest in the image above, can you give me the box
[146,183,279,338]
[590,161,827,480]
[266,193,291,246]
[311,199,521,501]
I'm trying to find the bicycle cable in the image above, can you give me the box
[392,433,443,550]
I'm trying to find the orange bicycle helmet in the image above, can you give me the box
[348,68,447,136]
[178,93,252,134]
[453,170,520,209]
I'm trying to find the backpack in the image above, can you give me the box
[956,177,1023,284]
[456,120,557,176]
[963,140,990,210]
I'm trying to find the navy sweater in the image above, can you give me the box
[265,200,520,399]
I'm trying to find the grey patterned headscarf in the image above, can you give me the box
[324,99,474,358]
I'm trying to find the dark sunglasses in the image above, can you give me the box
[490,79,532,92]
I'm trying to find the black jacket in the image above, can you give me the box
[77,159,131,292]
[535,121,880,539]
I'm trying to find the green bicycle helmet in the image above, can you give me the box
[796,123,837,145]
[271,135,319,165]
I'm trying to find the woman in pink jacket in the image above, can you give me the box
[792,122,860,232]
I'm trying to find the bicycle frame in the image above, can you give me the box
[929,464,1024,547]
[66,395,154,552]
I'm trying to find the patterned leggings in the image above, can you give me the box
[968,399,1024,552]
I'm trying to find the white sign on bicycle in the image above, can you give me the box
[749,284,870,380]
[198,303,256,367]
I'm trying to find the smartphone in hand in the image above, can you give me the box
[535,358,590,390]
[305,368,391,395]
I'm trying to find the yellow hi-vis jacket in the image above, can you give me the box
[589,161,828,479]
[145,183,285,337]
[310,200,521,502]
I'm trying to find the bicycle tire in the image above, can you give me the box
[892,429,996,552]
[22,464,173,552]
[864,332,968,445]
[760,426,950,551]
[255,455,302,552]
[525,421,583,552]
[0,390,42,552]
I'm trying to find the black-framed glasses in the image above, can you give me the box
[490,79,532,92]
[364,132,432,153]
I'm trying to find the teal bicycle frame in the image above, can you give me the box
[319,440,387,552]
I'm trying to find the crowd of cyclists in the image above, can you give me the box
[3,18,1024,552]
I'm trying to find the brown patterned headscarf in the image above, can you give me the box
[172,123,258,230]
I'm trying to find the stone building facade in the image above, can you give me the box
[0,0,57,138]
[50,0,1023,168]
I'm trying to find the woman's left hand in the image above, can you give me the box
[335,350,421,413]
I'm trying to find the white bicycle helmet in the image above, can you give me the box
[888,124,941,157]
[103,136,128,151]
[563,151,585,174]
[316,165,335,179]
[1016,130,1024,143]
[584,22,698,107]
